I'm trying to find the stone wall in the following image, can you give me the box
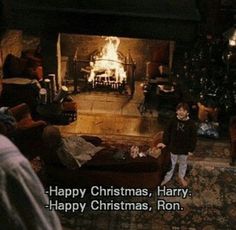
[22,34,40,50]
[0,30,23,66]
[0,30,23,93]
[61,34,171,80]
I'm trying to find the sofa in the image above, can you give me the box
[41,133,171,190]
[229,116,236,165]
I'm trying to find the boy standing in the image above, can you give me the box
[157,102,197,187]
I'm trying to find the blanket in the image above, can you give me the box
[57,135,104,169]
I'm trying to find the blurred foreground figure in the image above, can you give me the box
[0,134,62,230]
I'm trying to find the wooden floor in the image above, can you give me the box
[57,81,164,143]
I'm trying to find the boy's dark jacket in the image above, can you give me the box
[163,117,197,155]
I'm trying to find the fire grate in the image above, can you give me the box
[73,37,136,96]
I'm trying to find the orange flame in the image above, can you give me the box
[88,37,127,83]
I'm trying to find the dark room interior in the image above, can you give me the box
[0,0,236,229]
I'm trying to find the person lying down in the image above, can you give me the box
[42,126,104,169]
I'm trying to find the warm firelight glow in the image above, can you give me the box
[229,31,236,46]
[88,36,127,84]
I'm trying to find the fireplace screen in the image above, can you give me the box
[73,36,136,96]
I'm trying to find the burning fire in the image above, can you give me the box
[88,36,127,85]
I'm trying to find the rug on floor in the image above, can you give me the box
[55,164,236,230]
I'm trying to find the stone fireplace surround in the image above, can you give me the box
[62,34,173,93]
[3,0,200,88]
[5,33,173,95]
[0,0,201,140]
[1,0,201,93]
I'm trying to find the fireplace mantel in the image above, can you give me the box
[6,0,200,42]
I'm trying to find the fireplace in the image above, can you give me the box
[59,34,174,96]
[5,0,200,94]
[2,0,203,137]
[73,36,136,95]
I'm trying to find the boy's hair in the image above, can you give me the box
[176,102,190,113]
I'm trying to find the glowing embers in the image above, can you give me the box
[87,37,127,90]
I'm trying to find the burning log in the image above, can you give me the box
[86,37,127,88]
[74,36,136,96]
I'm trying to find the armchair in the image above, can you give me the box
[1,52,43,112]
[0,103,47,159]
